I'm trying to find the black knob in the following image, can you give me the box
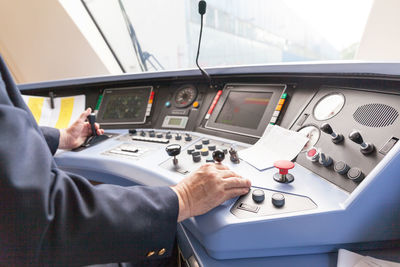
[165,144,181,157]
[202,139,210,145]
[271,193,285,208]
[129,129,137,135]
[165,132,172,139]
[149,131,156,137]
[212,149,225,163]
[175,134,182,140]
[185,134,192,141]
[88,113,97,136]
[334,161,350,175]
[195,144,203,149]
[156,133,163,138]
[200,149,209,156]
[320,123,333,134]
[192,151,200,157]
[192,154,201,162]
[347,167,364,182]
[140,131,146,137]
[208,145,216,151]
[252,189,265,203]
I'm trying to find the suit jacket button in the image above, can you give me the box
[158,248,166,256]
[147,251,155,257]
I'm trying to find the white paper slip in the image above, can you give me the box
[337,249,400,267]
[22,94,86,129]
[239,125,308,171]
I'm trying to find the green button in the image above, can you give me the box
[281,93,287,99]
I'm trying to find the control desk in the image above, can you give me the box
[20,63,400,266]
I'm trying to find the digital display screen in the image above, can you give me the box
[97,87,152,124]
[215,91,273,129]
[168,117,182,126]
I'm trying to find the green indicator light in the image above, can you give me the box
[269,122,275,125]
[281,93,287,99]
[95,94,103,110]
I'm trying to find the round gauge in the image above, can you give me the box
[313,93,345,120]
[173,85,198,108]
[298,125,321,152]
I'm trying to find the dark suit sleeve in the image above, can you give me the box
[40,126,60,155]
[0,105,179,266]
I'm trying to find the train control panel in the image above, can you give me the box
[19,63,400,266]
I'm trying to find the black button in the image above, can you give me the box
[271,193,285,208]
[334,161,350,175]
[347,167,364,182]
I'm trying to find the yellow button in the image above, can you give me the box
[278,99,285,105]
[158,248,166,256]
[147,251,155,257]
[200,148,208,152]
[192,101,199,108]
[276,104,283,111]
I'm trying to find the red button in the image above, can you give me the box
[274,160,295,175]
[307,148,317,157]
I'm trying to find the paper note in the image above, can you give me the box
[22,94,86,129]
[337,249,400,267]
[239,125,308,171]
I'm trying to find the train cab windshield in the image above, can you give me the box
[81,0,378,74]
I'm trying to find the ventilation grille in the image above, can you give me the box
[353,103,398,127]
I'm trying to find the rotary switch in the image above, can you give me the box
[273,160,295,183]
[318,152,333,167]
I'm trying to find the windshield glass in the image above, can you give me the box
[82,0,374,73]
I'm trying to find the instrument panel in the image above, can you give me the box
[19,65,400,265]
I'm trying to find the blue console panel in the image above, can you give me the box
[54,128,400,262]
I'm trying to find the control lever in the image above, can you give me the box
[348,130,374,154]
[229,145,240,164]
[320,123,343,143]
[88,113,97,136]
[273,160,295,183]
[166,144,181,165]
[80,112,109,148]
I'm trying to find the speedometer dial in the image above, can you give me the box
[298,125,321,152]
[313,93,345,120]
[174,85,198,108]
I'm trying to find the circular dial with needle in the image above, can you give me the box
[313,93,345,120]
[298,125,321,152]
[173,85,198,108]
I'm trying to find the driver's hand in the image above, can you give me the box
[59,108,104,149]
[171,163,251,222]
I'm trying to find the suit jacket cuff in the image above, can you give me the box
[40,126,60,155]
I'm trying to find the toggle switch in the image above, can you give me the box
[349,130,374,154]
[320,123,343,144]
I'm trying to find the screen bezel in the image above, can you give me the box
[205,83,286,137]
[97,86,153,125]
